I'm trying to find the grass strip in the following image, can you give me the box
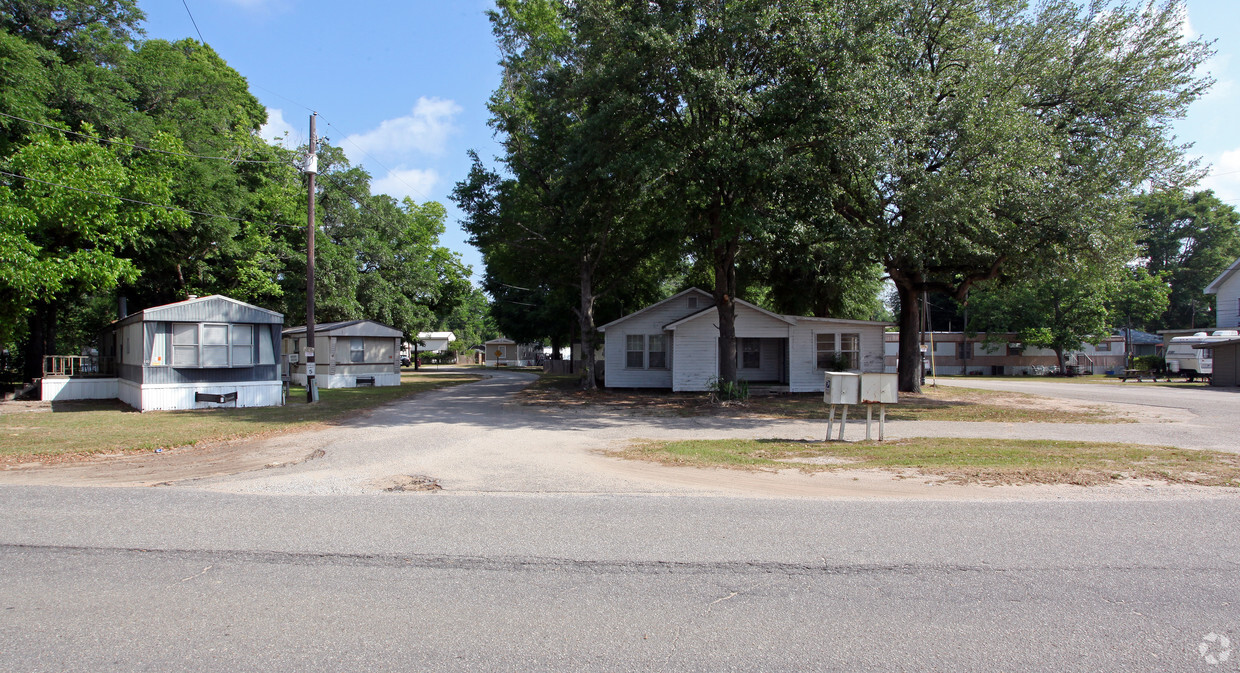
[619,437,1240,487]
[0,372,480,459]
[520,374,1129,423]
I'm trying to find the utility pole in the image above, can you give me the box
[305,113,319,403]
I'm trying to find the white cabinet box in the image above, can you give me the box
[860,372,898,404]
[824,372,861,404]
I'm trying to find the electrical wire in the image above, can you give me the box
[181,0,206,44]
[0,111,287,164]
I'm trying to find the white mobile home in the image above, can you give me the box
[599,289,888,393]
[283,320,402,388]
[102,295,283,411]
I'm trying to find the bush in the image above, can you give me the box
[707,376,749,402]
[1133,354,1165,373]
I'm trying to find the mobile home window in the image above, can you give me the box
[202,324,229,367]
[231,324,254,367]
[350,338,364,363]
[172,323,199,366]
[648,335,667,369]
[741,338,760,369]
[626,335,645,368]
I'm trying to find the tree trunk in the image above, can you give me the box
[894,280,922,394]
[1054,347,1066,372]
[576,260,598,391]
[23,301,57,383]
[713,233,739,385]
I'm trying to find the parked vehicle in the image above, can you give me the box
[1165,330,1240,380]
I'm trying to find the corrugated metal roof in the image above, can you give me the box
[115,295,283,327]
[283,320,402,338]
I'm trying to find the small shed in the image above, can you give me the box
[484,338,517,366]
[283,320,402,388]
[102,295,284,411]
[1203,338,1240,387]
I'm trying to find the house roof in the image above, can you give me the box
[1205,256,1240,295]
[663,298,797,330]
[597,288,714,332]
[793,315,896,327]
[283,320,402,338]
[114,294,283,328]
[484,337,516,345]
[417,331,456,341]
[1114,328,1162,345]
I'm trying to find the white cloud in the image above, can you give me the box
[259,107,300,148]
[342,97,462,165]
[371,168,440,203]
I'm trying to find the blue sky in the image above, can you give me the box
[141,1,1240,282]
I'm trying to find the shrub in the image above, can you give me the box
[707,376,749,402]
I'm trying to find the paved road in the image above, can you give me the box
[932,377,1240,451]
[1,486,1238,672]
[3,371,1239,671]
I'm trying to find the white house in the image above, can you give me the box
[413,331,456,353]
[598,288,889,392]
[1205,256,1240,329]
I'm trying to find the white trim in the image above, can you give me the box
[1205,257,1240,295]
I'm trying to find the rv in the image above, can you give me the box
[1165,330,1240,380]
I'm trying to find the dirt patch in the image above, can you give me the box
[372,474,443,492]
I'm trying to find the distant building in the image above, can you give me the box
[283,320,402,388]
[883,331,1128,376]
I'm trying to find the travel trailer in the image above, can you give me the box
[1165,330,1240,380]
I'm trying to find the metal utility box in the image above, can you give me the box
[860,373,898,404]
[824,372,861,405]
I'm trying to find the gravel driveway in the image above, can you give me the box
[172,369,1237,498]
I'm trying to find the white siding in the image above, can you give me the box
[41,377,119,401]
[789,321,886,393]
[290,371,400,388]
[604,296,707,388]
[118,380,283,411]
[1217,274,1240,329]
[670,318,719,391]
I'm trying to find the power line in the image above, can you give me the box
[0,170,301,229]
[0,111,287,164]
[181,0,206,44]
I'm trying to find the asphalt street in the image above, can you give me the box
[1,372,1238,671]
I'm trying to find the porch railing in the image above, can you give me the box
[42,355,116,378]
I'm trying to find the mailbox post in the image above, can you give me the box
[859,372,899,440]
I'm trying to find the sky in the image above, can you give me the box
[140,1,1240,283]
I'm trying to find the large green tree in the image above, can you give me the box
[1132,188,1240,330]
[841,0,1211,391]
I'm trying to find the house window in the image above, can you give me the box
[626,335,645,368]
[1095,341,1111,352]
[816,333,836,370]
[688,296,698,309]
[839,333,860,370]
[1007,343,1023,356]
[231,325,254,367]
[350,338,365,363]
[960,342,973,360]
[648,335,667,369]
[741,338,760,369]
[172,323,199,367]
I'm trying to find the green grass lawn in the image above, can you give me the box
[0,372,479,459]
[620,437,1240,487]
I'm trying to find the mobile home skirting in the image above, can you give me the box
[118,379,283,411]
